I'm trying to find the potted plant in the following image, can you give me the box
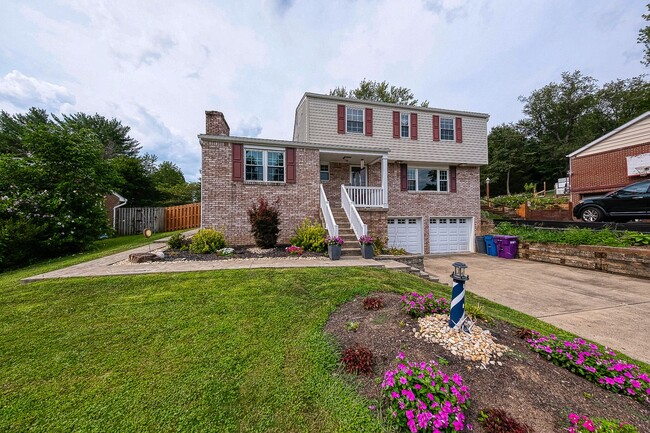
[358,235,374,259]
[325,236,344,260]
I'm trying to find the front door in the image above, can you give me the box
[350,166,367,186]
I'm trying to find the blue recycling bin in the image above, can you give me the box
[484,235,497,256]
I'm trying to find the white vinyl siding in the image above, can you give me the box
[578,116,650,157]
[302,97,488,165]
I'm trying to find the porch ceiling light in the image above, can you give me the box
[342,156,351,161]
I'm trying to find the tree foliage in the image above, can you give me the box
[487,71,650,195]
[638,3,650,67]
[0,120,116,270]
[330,79,429,107]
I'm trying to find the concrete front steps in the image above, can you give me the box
[330,208,361,257]
[377,259,441,284]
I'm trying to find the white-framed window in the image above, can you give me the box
[407,167,449,192]
[440,118,454,141]
[400,113,409,138]
[320,164,330,182]
[245,148,285,182]
[346,107,364,133]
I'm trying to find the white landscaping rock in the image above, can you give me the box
[414,314,509,368]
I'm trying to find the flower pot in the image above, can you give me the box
[361,244,374,259]
[328,244,342,260]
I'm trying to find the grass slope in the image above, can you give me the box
[2,238,646,431]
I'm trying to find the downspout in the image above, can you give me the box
[112,193,128,232]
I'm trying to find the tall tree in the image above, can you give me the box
[55,112,141,158]
[330,79,429,106]
[0,107,49,155]
[0,120,116,270]
[483,123,531,196]
[638,3,650,67]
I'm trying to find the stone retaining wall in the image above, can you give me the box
[375,254,424,270]
[519,242,650,279]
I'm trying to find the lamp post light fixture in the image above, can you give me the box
[486,177,491,208]
[449,262,471,332]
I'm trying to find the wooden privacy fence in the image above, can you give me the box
[165,203,201,232]
[115,207,165,235]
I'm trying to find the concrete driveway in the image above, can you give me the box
[424,254,650,364]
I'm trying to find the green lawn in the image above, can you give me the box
[1,238,646,431]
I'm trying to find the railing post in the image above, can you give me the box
[381,155,388,208]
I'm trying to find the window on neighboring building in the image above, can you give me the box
[245,148,285,182]
[346,107,364,133]
[440,118,454,141]
[400,113,409,138]
[407,167,449,192]
[320,164,330,182]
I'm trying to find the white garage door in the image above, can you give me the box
[429,217,471,253]
[387,218,423,254]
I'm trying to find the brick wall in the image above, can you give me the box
[206,111,230,136]
[321,162,481,253]
[570,142,650,204]
[201,140,320,245]
[386,164,481,254]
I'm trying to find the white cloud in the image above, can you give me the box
[0,70,75,111]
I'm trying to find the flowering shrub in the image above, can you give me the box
[290,218,326,252]
[362,296,384,310]
[567,413,638,433]
[401,292,450,318]
[325,236,345,246]
[478,408,533,433]
[527,332,649,403]
[358,234,374,245]
[382,353,471,433]
[341,345,373,374]
[285,245,304,256]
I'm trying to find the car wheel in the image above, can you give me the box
[580,207,603,222]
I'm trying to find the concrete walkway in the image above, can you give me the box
[424,253,650,363]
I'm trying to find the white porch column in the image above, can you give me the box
[381,155,388,208]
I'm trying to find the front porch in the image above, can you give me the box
[319,150,389,209]
[319,149,389,242]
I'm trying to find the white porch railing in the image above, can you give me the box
[341,185,367,240]
[320,184,338,237]
[344,186,385,208]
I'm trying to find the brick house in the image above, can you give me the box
[568,111,650,206]
[200,93,489,254]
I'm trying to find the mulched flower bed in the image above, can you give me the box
[325,292,650,432]
[162,246,326,261]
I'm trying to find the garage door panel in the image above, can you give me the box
[387,218,422,254]
[429,217,471,253]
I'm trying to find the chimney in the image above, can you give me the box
[205,111,230,136]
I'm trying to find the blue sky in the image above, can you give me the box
[0,0,647,181]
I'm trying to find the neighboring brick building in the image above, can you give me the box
[201,93,489,253]
[568,112,650,206]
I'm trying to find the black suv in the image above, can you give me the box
[573,180,650,222]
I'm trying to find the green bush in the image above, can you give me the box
[188,228,227,254]
[166,233,187,250]
[622,231,650,246]
[494,222,630,247]
[289,218,326,252]
[247,197,281,248]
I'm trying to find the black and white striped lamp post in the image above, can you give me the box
[449,262,469,330]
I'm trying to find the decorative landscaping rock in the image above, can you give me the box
[128,252,162,263]
[414,314,508,367]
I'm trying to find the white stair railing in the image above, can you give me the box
[341,184,368,240]
[344,186,384,208]
[320,184,338,237]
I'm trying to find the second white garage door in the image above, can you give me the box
[429,217,471,253]
[387,218,423,254]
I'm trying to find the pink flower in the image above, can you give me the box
[583,418,595,432]
[399,376,408,385]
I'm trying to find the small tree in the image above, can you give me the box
[247,197,280,248]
